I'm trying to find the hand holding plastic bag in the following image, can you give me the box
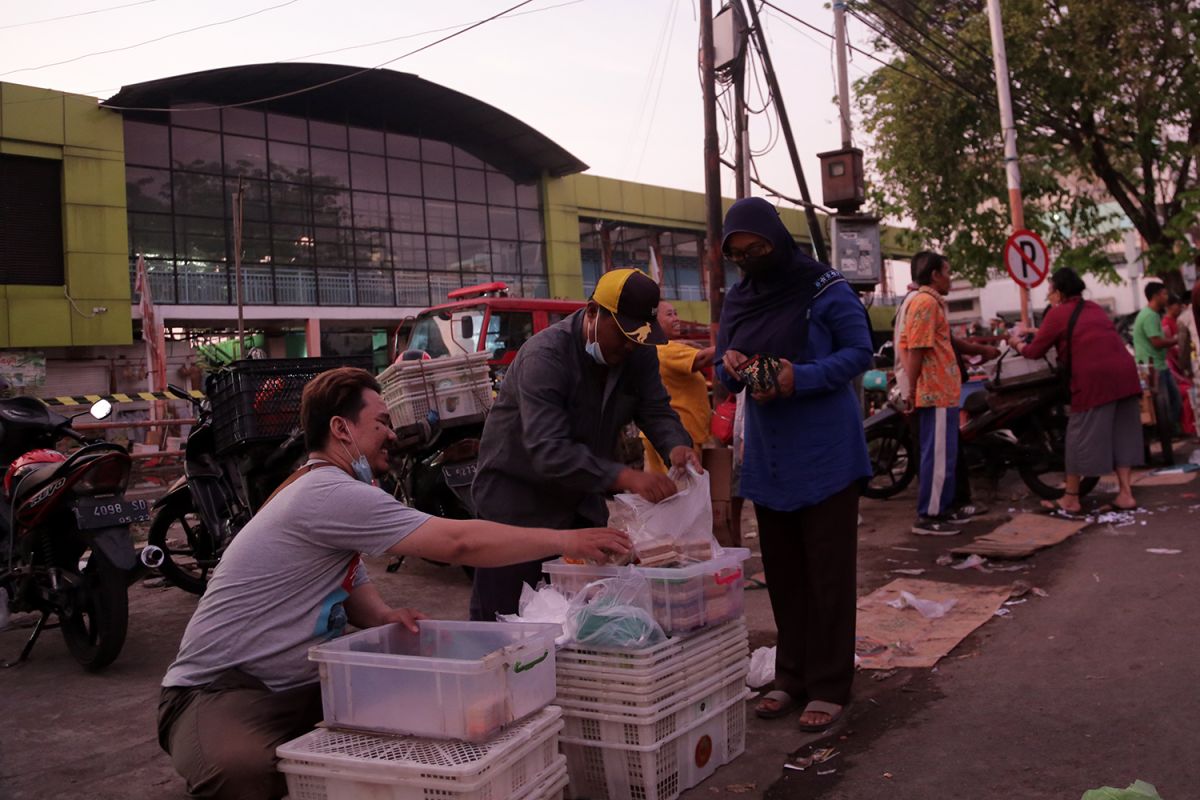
[611,466,718,566]
[565,571,665,649]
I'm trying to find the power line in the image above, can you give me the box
[0,0,161,31]
[0,0,303,78]
[635,0,684,177]
[100,0,539,113]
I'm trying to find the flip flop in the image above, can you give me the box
[1037,501,1086,520]
[1094,503,1138,513]
[755,690,798,719]
[746,572,768,591]
[798,700,845,733]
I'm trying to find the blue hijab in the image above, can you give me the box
[717,197,836,360]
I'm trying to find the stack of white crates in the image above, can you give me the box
[276,620,566,800]
[377,352,493,429]
[554,620,750,800]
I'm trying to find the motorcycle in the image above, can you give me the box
[0,397,143,670]
[863,376,1100,502]
[146,384,305,595]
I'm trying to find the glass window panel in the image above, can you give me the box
[170,104,220,131]
[310,120,347,149]
[520,242,545,275]
[356,269,394,306]
[312,187,350,227]
[422,163,455,200]
[390,195,424,233]
[392,233,427,270]
[171,127,221,172]
[524,274,549,298]
[424,199,457,235]
[224,135,267,176]
[455,168,486,203]
[177,263,229,304]
[241,237,273,267]
[387,159,421,196]
[488,206,518,240]
[268,112,308,143]
[274,266,317,304]
[318,268,355,305]
[223,108,265,138]
[124,121,170,167]
[459,238,491,273]
[348,126,385,154]
[352,191,389,230]
[128,213,174,259]
[386,132,420,159]
[484,310,535,358]
[453,147,484,168]
[270,182,311,225]
[172,172,225,218]
[240,179,271,221]
[311,147,350,188]
[312,226,353,266]
[486,171,515,206]
[516,182,540,209]
[126,167,172,214]
[395,271,431,306]
[350,153,386,192]
[355,228,388,248]
[490,240,520,273]
[429,272,464,299]
[458,203,489,238]
[269,140,309,182]
[354,243,389,269]
[272,224,315,265]
[427,236,460,270]
[518,209,543,242]
[139,259,177,304]
[421,139,453,164]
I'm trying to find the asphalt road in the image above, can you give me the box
[1,457,1197,800]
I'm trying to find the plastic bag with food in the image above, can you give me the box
[565,572,665,649]
[610,466,717,566]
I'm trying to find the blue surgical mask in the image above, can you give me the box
[335,422,375,484]
[585,314,607,365]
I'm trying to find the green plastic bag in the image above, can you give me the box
[1081,780,1163,800]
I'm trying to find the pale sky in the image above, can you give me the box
[0,0,883,205]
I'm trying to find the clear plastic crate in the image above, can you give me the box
[560,691,749,800]
[556,620,748,674]
[277,706,562,800]
[543,550,749,636]
[309,621,559,741]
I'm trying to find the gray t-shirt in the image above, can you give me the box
[162,464,430,691]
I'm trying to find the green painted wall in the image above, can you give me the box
[0,82,131,348]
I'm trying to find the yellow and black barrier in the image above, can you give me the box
[40,389,205,407]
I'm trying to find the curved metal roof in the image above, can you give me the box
[104,63,587,182]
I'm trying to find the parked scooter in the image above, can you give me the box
[145,384,305,594]
[0,397,142,670]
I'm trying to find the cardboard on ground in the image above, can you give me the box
[856,578,1014,669]
[1133,469,1198,487]
[952,512,1089,559]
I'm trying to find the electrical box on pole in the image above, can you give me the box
[817,147,865,213]
[713,3,747,71]
[830,215,882,290]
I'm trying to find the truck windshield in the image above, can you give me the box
[406,306,485,358]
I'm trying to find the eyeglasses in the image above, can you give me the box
[725,242,773,263]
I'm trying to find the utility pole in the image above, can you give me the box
[740,0,828,264]
[733,73,749,200]
[986,0,1030,327]
[232,178,246,358]
[700,0,725,338]
[833,0,853,150]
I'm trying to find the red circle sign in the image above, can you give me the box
[1003,229,1050,289]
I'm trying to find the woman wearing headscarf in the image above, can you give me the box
[1008,267,1143,514]
[715,198,873,732]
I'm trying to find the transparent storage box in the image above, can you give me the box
[309,620,559,742]
[542,549,750,635]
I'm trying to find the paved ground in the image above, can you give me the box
[1,452,1197,799]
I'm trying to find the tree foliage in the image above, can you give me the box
[852,0,1200,287]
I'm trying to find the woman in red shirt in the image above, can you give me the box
[1008,268,1143,514]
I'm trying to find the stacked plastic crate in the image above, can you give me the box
[554,619,750,799]
[275,620,567,800]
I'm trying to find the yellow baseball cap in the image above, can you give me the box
[591,268,668,345]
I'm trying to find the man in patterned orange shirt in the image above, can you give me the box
[899,252,963,535]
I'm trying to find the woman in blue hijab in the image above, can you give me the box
[716,198,872,732]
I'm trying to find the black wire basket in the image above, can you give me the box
[208,356,374,455]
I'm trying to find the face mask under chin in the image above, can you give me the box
[335,425,375,484]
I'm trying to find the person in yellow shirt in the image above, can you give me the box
[642,301,716,472]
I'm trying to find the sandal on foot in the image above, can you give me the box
[747,571,768,591]
[1038,500,1085,520]
[798,700,844,733]
[755,690,798,719]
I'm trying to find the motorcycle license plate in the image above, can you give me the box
[72,498,151,530]
[442,462,478,488]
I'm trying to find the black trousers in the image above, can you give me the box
[469,558,548,622]
[755,481,860,706]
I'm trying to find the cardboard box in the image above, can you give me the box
[1140,390,1155,426]
[703,447,738,548]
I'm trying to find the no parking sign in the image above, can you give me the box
[1003,229,1050,289]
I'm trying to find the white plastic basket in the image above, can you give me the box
[555,637,748,699]
[560,690,750,800]
[556,619,748,674]
[526,762,569,800]
[309,621,559,741]
[556,649,748,710]
[544,551,750,636]
[277,706,563,800]
[379,353,493,429]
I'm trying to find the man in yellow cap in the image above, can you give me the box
[470,268,699,621]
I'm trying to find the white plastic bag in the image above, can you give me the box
[747,645,776,689]
[610,466,717,565]
[565,571,665,649]
[886,590,957,619]
[497,583,571,645]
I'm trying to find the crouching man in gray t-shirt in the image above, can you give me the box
[157,367,630,800]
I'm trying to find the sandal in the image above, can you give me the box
[798,700,845,733]
[755,690,798,719]
[746,571,768,591]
